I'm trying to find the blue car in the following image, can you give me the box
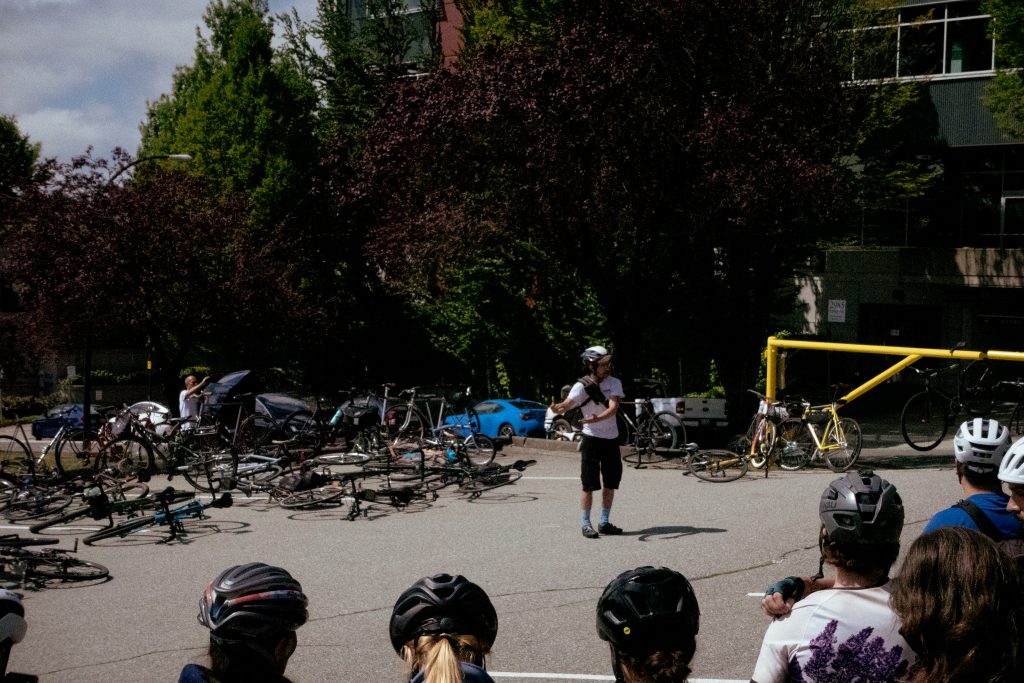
[31,403,109,439]
[446,399,548,439]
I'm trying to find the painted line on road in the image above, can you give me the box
[523,476,579,480]
[490,675,744,682]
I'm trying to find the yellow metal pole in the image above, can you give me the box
[766,336,778,401]
[839,354,922,405]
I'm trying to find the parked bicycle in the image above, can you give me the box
[900,358,994,451]
[621,399,683,468]
[730,389,792,469]
[0,534,109,585]
[995,378,1024,435]
[0,413,98,480]
[776,398,863,472]
[83,487,232,545]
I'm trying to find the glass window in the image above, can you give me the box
[900,5,942,24]
[946,18,992,73]
[947,2,983,19]
[475,402,501,415]
[900,22,943,76]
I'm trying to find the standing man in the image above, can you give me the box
[551,345,625,539]
[179,374,210,426]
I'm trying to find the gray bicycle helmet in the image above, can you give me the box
[597,566,699,654]
[954,418,1010,472]
[197,563,308,640]
[999,437,1024,485]
[581,345,611,364]
[819,470,904,545]
[0,590,26,645]
[389,573,498,653]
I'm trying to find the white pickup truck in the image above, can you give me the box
[649,397,728,429]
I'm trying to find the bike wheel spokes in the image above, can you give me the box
[822,417,862,472]
[776,419,812,470]
[962,360,995,416]
[687,449,747,482]
[32,554,109,581]
[0,436,33,477]
[900,391,950,451]
[458,469,522,496]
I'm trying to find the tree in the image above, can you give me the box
[348,0,875,401]
[982,0,1024,136]
[0,115,41,206]
[1,150,306,408]
[138,0,318,227]
[455,0,566,55]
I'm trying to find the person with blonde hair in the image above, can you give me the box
[890,526,1024,683]
[389,573,498,683]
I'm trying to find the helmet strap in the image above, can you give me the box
[609,646,626,683]
[814,533,826,581]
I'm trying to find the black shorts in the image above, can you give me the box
[580,435,622,492]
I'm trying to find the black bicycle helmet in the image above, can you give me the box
[596,566,699,654]
[389,573,498,653]
[0,590,26,645]
[819,470,904,546]
[197,563,308,640]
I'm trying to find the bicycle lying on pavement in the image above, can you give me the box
[83,487,232,545]
[0,534,109,586]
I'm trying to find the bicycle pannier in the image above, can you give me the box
[806,409,831,426]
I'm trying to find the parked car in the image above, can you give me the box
[254,393,317,423]
[446,399,548,439]
[31,403,111,439]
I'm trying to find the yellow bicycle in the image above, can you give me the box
[776,399,863,472]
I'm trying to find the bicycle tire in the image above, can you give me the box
[28,504,90,533]
[235,414,277,454]
[179,451,238,493]
[1011,403,1024,436]
[4,490,74,521]
[653,411,683,450]
[383,406,427,443]
[752,418,777,468]
[312,452,372,466]
[462,434,496,467]
[54,429,100,478]
[83,515,155,544]
[900,390,950,451]
[101,436,156,480]
[31,555,110,581]
[280,410,323,451]
[687,449,748,482]
[549,418,576,441]
[776,419,812,470]
[458,469,522,494]
[278,485,348,509]
[0,436,33,477]
[822,417,862,472]
[622,448,669,465]
[234,463,283,487]
[961,359,995,416]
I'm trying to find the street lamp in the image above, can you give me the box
[80,153,193,439]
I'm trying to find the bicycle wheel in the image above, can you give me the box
[1011,403,1024,436]
[31,555,109,581]
[651,411,681,451]
[278,485,348,509]
[54,429,100,478]
[458,469,522,494]
[234,463,283,488]
[776,419,812,470]
[751,418,778,468]
[83,515,155,544]
[4,489,74,521]
[236,414,277,453]
[687,449,748,482]
[383,406,426,443]
[822,417,862,472]
[0,436,33,477]
[28,504,90,533]
[461,434,496,467]
[281,410,323,451]
[312,452,372,466]
[549,418,576,441]
[180,451,238,493]
[961,360,995,416]
[96,436,155,480]
[900,391,950,451]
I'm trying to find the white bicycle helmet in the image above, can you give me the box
[0,590,26,645]
[998,437,1024,485]
[953,418,1010,472]
[581,346,611,364]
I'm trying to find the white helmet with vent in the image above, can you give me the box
[953,418,1010,472]
[999,437,1024,485]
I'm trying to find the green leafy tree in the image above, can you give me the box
[349,0,877,402]
[0,114,41,204]
[455,0,566,55]
[138,0,318,226]
[982,0,1024,135]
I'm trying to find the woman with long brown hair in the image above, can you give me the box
[891,526,1024,683]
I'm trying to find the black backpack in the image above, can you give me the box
[953,499,1024,565]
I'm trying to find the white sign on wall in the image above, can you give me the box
[827,299,847,323]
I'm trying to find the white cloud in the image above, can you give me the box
[0,0,318,162]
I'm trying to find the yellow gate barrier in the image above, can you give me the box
[764,337,1024,405]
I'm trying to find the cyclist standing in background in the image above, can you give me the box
[551,345,625,539]
[922,418,1021,540]
[179,374,210,425]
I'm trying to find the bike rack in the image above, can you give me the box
[763,337,1024,405]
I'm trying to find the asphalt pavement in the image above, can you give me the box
[0,431,962,683]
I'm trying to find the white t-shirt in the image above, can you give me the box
[751,582,915,683]
[179,389,199,420]
[566,376,624,440]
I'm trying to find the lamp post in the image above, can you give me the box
[80,153,192,439]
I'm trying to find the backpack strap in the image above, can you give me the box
[953,499,1003,541]
[577,375,608,408]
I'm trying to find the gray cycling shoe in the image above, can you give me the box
[582,525,600,539]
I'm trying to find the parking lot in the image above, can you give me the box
[0,434,961,683]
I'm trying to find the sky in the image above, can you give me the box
[0,0,317,163]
